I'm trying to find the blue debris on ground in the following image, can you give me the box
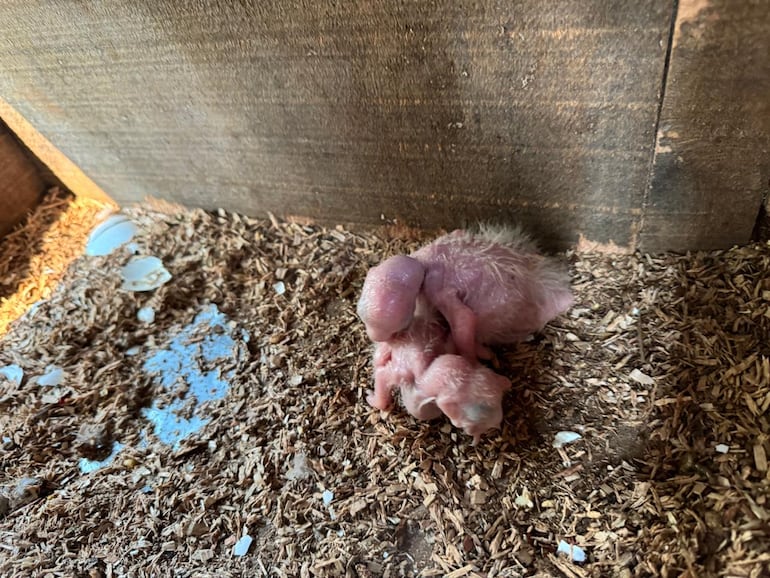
[79,303,249,472]
[79,442,125,474]
[140,304,250,450]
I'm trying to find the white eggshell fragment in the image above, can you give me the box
[86,215,138,256]
[553,431,582,448]
[137,306,156,324]
[121,257,172,292]
[38,366,64,386]
[557,540,586,563]
[514,487,534,509]
[629,368,655,386]
[0,364,24,384]
[232,534,253,557]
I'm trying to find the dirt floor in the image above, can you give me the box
[1,191,769,577]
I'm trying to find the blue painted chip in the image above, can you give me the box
[141,304,248,450]
[79,442,125,474]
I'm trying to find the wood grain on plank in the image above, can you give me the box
[0,121,46,237]
[640,0,770,251]
[0,98,115,207]
[0,0,672,249]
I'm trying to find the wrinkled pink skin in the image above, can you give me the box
[416,354,512,445]
[367,309,455,416]
[411,227,574,360]
[358,226,574,360]
[367,317,512,445]
[360,226,573,443]
[356,255,425,342]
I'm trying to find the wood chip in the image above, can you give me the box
[753,444,768,472]
[629,369,654,385]
[445,564,476,578]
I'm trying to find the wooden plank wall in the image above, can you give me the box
[640,0,770,251]
[0,1,766,251]
[0,120,46,237]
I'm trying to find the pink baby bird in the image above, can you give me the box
[358,224,572,444]
[416,354,513,445]
[411,224,574,359]
[368,312,510,444]
[357,225,573,360]
[368,302,455,418]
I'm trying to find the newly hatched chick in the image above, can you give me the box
[357,225,573,359]
[367,300,455,418]
[367,306,512,444]
[368,325,513,445]
[415,354,512,444]
[358,224,570,443]
[411,224,574,359]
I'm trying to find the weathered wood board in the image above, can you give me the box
[0,121,46,237]
[640,0,770,251]
[0,0,674,250]
[0,99,116,208]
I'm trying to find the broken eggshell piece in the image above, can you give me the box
[0,364,24,385]
[37,366,65,387]
[137,306,156,324]
[85,214,138,256]
[120,257,172,292]
[552,430,582,448]
[232,534,253,557]
[557,540,587,563]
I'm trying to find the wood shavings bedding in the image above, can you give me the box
[0,195,768,577]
